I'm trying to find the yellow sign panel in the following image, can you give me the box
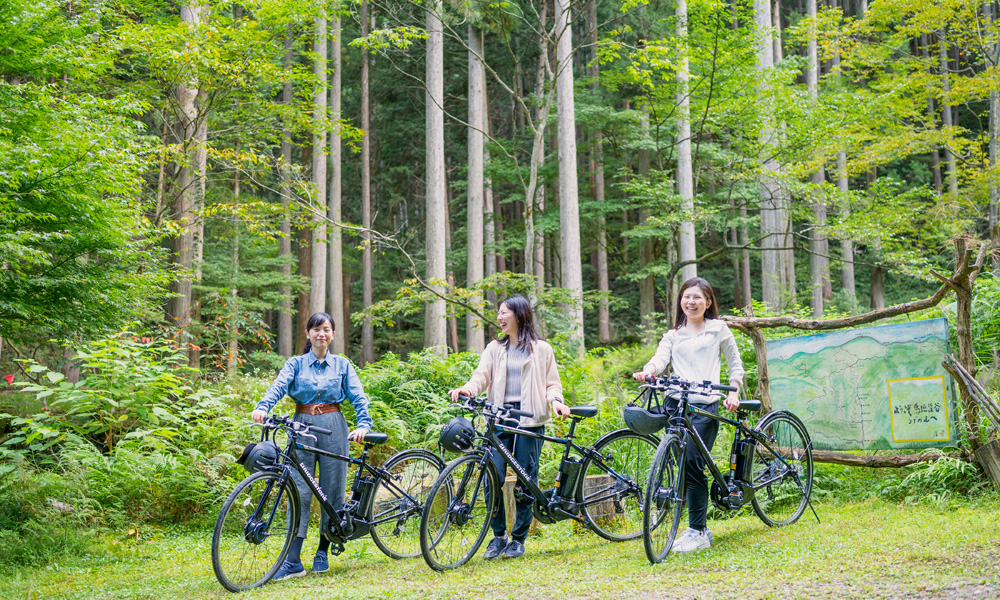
[887,376,950,443]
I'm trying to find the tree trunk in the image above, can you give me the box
[525,3,549,306]
[189,87,208,371]
[424,0,448,353]
[278,29,294,358]
[836,151,856,303]
[361,0,374,365]
[938,29,959,195]
[484,113,498,317]
[227,174,241,379]
[638,113,655,342]
[919,33,944,195]
[988,2,1000,272]
[755,0,782,311]
[676,0,697,281]
[869,263,884,310]
[310,13,328,316]
[466,25,487,352]
[329,12,346,355]
[739,202,752,308]
[167,3,201,357]
[587,0,610,343]
[297,224,312,353]
[806,0,828,318]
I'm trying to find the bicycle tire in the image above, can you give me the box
[749,411,813,527]
[369,449,444,559]
[211,470,300,592]
[419,453,499,572]
[579,429,659,541]
[642,434,685,564]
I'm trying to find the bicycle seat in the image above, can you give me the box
[736,400,763,413]
[361,432,389,445]
[569,406,598,419]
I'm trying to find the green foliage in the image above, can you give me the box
[875,455,989,505]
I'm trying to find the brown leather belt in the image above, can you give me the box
[295,403,341,415]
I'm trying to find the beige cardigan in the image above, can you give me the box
[462,339,564,427]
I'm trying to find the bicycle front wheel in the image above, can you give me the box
[370,449,444,559]
[642,434,685,564]
[750,411,814,527]
[580,429,659,541]
[211,471,300,592]
[419,453,499,571]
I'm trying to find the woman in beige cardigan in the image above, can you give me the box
[449,294,570,560]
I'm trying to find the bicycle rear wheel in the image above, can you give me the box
[419,453,498,571]
[211,471,300,592]
[579,429,658,541]
[370,449,444,559]
[750,411,813,527]
[642,434,685,564]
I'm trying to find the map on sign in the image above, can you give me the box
[767,318,960,451]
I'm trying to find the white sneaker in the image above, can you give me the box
[671,527,712,553]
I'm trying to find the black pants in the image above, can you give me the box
[487,426,544,542]
[685,403,719,532]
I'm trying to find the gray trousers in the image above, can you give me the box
[290,411,349,539]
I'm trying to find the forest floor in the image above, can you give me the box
[3,497,999,600]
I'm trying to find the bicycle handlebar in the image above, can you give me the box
[641,375,736,395]
[454,394,534,420]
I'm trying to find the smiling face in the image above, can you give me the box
[306,319,334,354]
[679,286,710,323]
[497,302,519,338]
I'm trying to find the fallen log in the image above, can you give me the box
[811,449,968,468]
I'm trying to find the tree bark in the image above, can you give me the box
[919,33,944,195]
[739,201,752,308]
[424,0,448,353]
[278,29,294,358]
[938,29,959,195]
[806,0,828,318]
[638,113,655,342]
[755,0,782,311]
[466,24,486,352]
[676,0,697,281]
[811,450,967,468]
[588,0,610,343]
[988,2,1000,272]
[227,173,241,379]
[329,12,346,355]
[835,155,856,308]
[167,3,201,357]
[361,0,374,365]
[310,13,328,316]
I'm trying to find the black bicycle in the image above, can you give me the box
[419,395,658,571]
[640,376,818,564]
[211,415,443,592]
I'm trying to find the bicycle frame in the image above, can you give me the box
[256,429,426,544]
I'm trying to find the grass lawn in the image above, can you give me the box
[3,496,999,600]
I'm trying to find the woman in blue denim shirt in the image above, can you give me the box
[250,312,372,580]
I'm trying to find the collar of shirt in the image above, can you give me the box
[307,351,333,367]
[676,319,726,337]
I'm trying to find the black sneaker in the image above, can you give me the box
[483,535,508,560]
[502,540,525,559]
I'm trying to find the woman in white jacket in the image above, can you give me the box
[449,295,570,559]
[633,277,744,553]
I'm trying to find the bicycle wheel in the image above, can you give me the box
[642,434,685,564]
[579,429,659,541]
[212,471,300,592]
[370,449,444,559]
[750,411,813,527]
[419,453,499,571]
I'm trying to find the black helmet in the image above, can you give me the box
[622,405,669,435]
[439,417,475,453]
[237,441,280,473]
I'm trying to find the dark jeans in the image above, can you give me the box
[487,426,544,542]
[685,403,719,532]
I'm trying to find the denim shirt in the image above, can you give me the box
[255,351,373,430]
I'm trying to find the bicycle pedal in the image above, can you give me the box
[329,542,345,556]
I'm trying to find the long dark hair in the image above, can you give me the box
[499,294,539,350]
[302,312,335,354]
[674,277,719,329]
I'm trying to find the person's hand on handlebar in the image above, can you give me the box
[723,389,740,412]
[251,409,268,423]
[551,400,571,420]
[632,370,655,382]
[448,388,472,403]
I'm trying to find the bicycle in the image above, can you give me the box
[211,415,443,592]
[638,376,818,564]
[418,395,658,571]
